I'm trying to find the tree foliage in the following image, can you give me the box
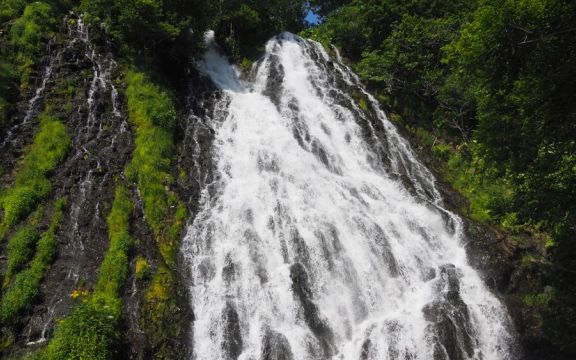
[310,0,576,353]
[213,0,308,60]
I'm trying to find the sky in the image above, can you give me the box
[305,9,321,25]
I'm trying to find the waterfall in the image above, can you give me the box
[182,32,516,360]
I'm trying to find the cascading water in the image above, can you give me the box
[22,16,131,345]
[0,42,58,151]
[182,32,516,359]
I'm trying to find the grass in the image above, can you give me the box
[3,226,39,287]
[0,197,66,325]
[9,2,55,91]
[404,124,515,226]
[0,113,70,239]
[135,256,151,280]
[42,186,133,360]
[125,70,187,358]
[436,144,513,224]
[125,71,185,267]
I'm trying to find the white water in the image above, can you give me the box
[182,33,516,360]
[0,44,56,151]
[22,15,130,345]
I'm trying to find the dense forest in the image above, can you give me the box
[304,0,576,356]
[0,0,575,359]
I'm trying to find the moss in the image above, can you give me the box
[0,327,15,353]
[0,197,66,324]
[140,267,183,358]
[0,113,70,238]
[135,256,151,281]
[349,88,370,113]
[9,2,55,91]
[125,70,187,358]
[42,186,133,360]
[3,227,39,287]
[0,97,9,129]
[125,71,179,256]
[125,70,185,266]
[523,288,555,308]
[239,57,253,72]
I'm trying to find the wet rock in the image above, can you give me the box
[222,254,238,284]
[289,262,335,357]
[290,228,311,269]
[198,258,216,283]
[423,267,437,282]
[222,301,243,360]
[262,54,284,108]
[371,223,399,276]
[360,338,373,360]
[423,264,475,360]
[261,328,294,360]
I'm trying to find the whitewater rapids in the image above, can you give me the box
[181,32,516,360]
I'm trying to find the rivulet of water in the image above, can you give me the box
[182,32,516,360]
[23,15,131,345]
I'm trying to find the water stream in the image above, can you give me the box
[23,15,131,345]
[182,33,516,360]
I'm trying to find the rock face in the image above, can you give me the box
[403,117,574,360]
[0,18,566,360]
[180,32,517,360]
[1,17,131,351]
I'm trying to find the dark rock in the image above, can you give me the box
[261,327,293,360]
[289,262,335,357]
[222,301,243,360]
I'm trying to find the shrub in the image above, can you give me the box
[9,2,55,90]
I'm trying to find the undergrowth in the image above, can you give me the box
[0,197,66,327]
[125,70,187,358]
[42,186,133,360]
[0,113,70,240]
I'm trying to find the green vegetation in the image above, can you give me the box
[1,1,55,128]
[135,256,151,280]
[0,113,70,239]
[0,0,28,22]
[78,0,208,50]
[0,197,65,326]
[125,69,187,358]
[9,2,56,90]
[42,186,133,360]
[3,226,39,287]
[125,70,184,264]
[308,0,576,352]
[212,0,308,60]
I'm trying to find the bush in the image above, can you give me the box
[0,0,27,22]
[43,301,121,360]
[9,2,56,90]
